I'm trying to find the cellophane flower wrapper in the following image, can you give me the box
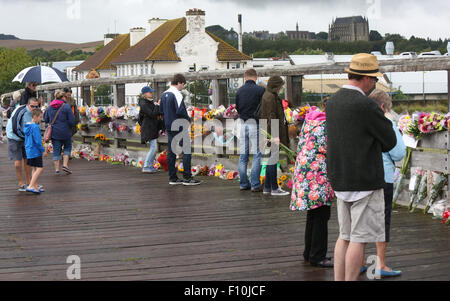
[424,172,447,214]
[411,172,428,212]
[408,169,423,210]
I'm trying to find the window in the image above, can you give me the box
[140,64,144,75]
[127,65,131,76]
[145,64,149,75]
[131,64,134,76]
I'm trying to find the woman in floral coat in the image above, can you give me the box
[290,103,334,268]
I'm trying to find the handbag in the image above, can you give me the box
[44,105,64,143]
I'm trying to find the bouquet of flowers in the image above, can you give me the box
[214,105,226,118]
[407,169,424,210]
[424,172,447,214]
[442,210,450,225]
[418,112,445,134]
[410,171,428,212]
[77,123,89,132]
[79,106,87,117]
[398,114,411,134]
[440,113,450,130]
[260,129,297,164]
[223,104,238,119]
[392,146,412,207]
[94,134,108,146]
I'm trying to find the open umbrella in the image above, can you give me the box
[12,66,69,84]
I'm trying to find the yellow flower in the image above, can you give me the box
[280,174,288,181]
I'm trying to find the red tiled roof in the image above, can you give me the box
[111,17,251,64]
[74,34,130,72]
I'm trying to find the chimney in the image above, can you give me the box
[104,33,119,46]
[130,27,146,47]
[186,8,206,34]
[238,14,243,53]
[148,18,168,34]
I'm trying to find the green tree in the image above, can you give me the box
[316,32,328,40]
[291,48,324,55]
[0,47,35,94]
[369,30,383,41]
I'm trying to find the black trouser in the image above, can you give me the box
[264,164,278,191]
[383,183,393,243]
[167,130,192,181]
[303,205,331,264]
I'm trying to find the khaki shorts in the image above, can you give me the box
[337,189,385,243]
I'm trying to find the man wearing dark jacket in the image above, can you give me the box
[160,74,200,186]
[139,86,161,173]
[236,69,265,192]
[326,53,397,281]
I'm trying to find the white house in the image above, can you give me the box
[111,9,252,105]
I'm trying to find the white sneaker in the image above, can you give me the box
[271,188,290,196]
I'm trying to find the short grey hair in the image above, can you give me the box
[369,89,392,112]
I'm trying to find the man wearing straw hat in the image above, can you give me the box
[326,53,397,281]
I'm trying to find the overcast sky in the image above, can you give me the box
[1,0,449,43]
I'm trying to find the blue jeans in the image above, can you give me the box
[52,138,72,161]
[143,139,157,169]
[238,122,262,189]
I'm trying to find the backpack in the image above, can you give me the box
[11,105,28,140]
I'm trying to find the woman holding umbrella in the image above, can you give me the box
[13,65,69,107]
[44,90,75,175]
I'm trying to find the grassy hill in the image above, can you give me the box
[0,39,102,53]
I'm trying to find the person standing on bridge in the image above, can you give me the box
[160,74,201,186]
[44,90,75,175]
[20,82,43,107]
[6,97,40,191]
[326,53,396,281]
[64,88,80,137]
[139,86,162,174]
[260,75,290,196]
[236,68,265,193]
[358,89,406,277]
[24,109,48,194]
[290,98,334,268]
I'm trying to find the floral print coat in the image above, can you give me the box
[290,111,334,211]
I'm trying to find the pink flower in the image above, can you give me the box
[306,172,314,181]
[310,161,319,171]
[309,182,319,191]
[298,174,304,182]
[317,176,326,185]
[316,154,325,164]
[307,141,315,151]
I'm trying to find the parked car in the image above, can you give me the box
[399,52,417,58]
[418,50,442,57]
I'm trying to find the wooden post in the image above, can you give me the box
[82,86,91,106]
[447,70,450,112]
[115,84,125,107]
[286,75,303,107]
[154,81,167,102]
[218,79,228,107]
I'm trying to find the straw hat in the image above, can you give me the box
[345,53,384,78]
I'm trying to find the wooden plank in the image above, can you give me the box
[418,131,448,150]
[410,150,448,173]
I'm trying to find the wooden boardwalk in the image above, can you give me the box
[0,143,448,281]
